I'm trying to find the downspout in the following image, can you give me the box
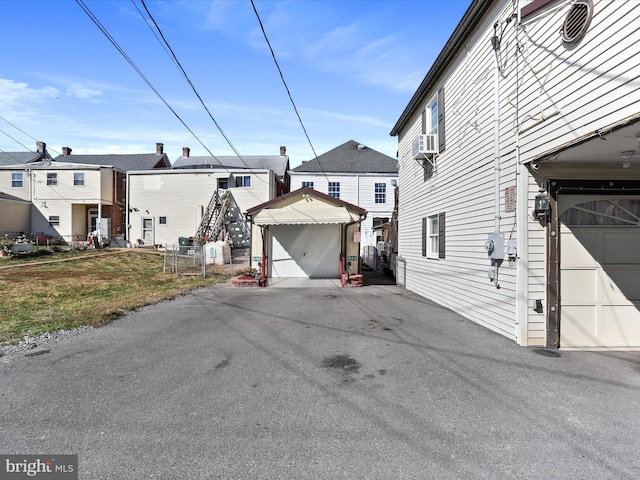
[485,24,504,289]
[514,27,529,346]
[126,172,130,244]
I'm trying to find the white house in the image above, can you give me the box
[390,0,640,349]
[127,147,290,248]
[0,143,170,245]
[289,140,398,260]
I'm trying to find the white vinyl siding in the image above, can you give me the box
[396,0,519,341]
[289,172,398,256]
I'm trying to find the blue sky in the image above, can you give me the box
[0,0,471,167]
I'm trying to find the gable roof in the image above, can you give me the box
[0,151,47,167]
[292,140,397,174]
[172,155,290,178]
[51,153,170,172]
[246,187,366,225]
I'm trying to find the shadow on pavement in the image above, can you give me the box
[362,268,397,286]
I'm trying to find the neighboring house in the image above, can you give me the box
[0,141,51,167]
[0,192,30,237]
[246,187,366,283]
[390,0,640,349]
[127,147,290,248]
[0,143,170,245]
[289,140,398,259]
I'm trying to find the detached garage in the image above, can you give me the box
[247,187,366,284]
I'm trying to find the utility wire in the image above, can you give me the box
[0,115,62,157]
[136,0,277,206]
[250,0,329,181]
[139,0,261,176]
[75,0,215,159]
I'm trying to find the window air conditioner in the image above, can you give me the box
[412,134,439,158]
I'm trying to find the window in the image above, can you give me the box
[302,181,314,189]
[159,216,167,225]
[328,181,340,199]
[422,212,445,259]
[49,215,60,227]
[374,183,386,204]
[422,87,446,154]
[235,175,251,187]
[74,172,85,186]
[218,179,228,190]
[47,173,57,186]
[11,172,23,188]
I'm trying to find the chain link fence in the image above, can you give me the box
[163,245,250,278]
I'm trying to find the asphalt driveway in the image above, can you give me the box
[1,280,639,479]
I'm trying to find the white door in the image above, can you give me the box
[271,224,340,278]
[142,218,154,245]
[560,197,640,348]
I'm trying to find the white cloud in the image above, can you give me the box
[65,85,103,100]
[0,78,59,106]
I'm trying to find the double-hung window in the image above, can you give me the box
[47,172,57,186]
[302,181,314,189]
[235,175,251,188]
[422,213,445,259]
[74,172,85,186]
[374,183,386,204]
[11,172,23,188]
[328,182,340,199]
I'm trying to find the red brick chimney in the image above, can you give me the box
[156,143,164,154]
[280,146,286,156]
[182,147,190,158]
[62,146,72,156]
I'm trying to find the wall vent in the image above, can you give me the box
[562,0,593,44]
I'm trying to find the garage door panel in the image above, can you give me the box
[603,232,640,264]
[271,224,340,278]
[562,269,597,303]
[600,306,640,342]
[602,268,640,303]
[561,230,599,267]
[561,306,597,348]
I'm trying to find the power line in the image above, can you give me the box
[138,0,267,180]
[250,0,329,181]
[75,0,215,159]
[0,115,62,157]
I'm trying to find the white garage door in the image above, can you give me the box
[560,197,640,348]
[271,224,340,278]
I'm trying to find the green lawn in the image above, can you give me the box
[0,249,230,346]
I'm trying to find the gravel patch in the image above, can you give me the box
[0,326,93,357]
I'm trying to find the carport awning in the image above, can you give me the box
[252,205,357,225]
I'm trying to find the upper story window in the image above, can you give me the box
[11,172,23,188]
[328,181,340,199]
[302,181,314,189]
[49,215,60,227]
[374,183,386,204]
[218,179,228,190]
[159,216,167,225]
[74,172,85,186]
[235,175,251,188]
[421,87,446,157]
[47,172,57,186]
